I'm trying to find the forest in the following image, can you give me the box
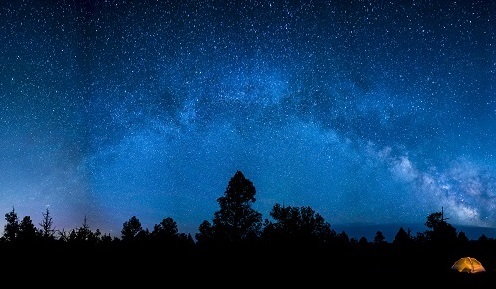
[1,170,496,286]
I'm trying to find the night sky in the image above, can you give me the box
[0,0,495,239]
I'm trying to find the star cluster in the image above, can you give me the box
[0,0,495,238]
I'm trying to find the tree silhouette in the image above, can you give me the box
[68,215,101,246]
[424,211,446,230]
[151,217,179,246]
[373,230,386,245]
[76,215,92,241]
[180,233,196,246]
[478,234,489,242]
[196,170,262,244]
[456,231,469,245]
[336,230,351,247]
[262,203,336,244]
[151,217,178,241]
[393,226,412,247]
[18,216,39,243]
[424,209,457,246]
[39,208,56,241]
[150,217,196,257]
[121,215,146,242]
[3,206,19,242]
[358,236,369,247]
[196,220,214,246]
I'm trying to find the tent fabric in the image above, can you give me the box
[451,257,486,273]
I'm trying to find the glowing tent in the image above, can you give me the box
[451,257,486,273]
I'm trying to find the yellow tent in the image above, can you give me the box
[451,257,486,273]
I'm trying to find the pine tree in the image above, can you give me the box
[39,208,56,241]
[3,207,20,242]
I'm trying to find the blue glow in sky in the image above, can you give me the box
[0,0,495,238]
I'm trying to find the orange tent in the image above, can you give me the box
[451,257,486,273]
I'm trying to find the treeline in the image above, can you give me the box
[2,170,496,285]
[1,170,495,249]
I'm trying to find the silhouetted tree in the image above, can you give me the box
[358,236,369,247]
[121,215,147,242]
[336,230,350,248]
[3,207,19,242]
[180,233,196,246]
[196,220,215,245]
[425,211,446,230]
[68,216,101,246]
[424,210,457,246]
[39,208,56,241]
[99,233,116,245]
[76,215,92,241]
[413,231,428,244]
[196,170,263,244]
[151,217,178,241]
[261,203,336,245]
[149,217,196,254]
[18,216,39,243]
[150,216,191,252]
[373,230,387,245]
[393,226,412,247]
[478,234,489,242]
[456,231,469,245]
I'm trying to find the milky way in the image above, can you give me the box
[0,0,494,238]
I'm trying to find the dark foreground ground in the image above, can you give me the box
[2,245,495,286]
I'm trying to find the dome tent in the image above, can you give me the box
[451,257,486,273]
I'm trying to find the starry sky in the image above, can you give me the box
[0,0,495,239]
